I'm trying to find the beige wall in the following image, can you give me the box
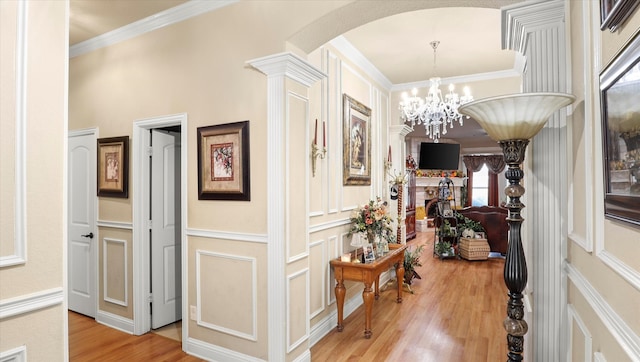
[567,1,640,360]
[0,0,67,360]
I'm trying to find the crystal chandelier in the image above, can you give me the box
[399,41,473,143]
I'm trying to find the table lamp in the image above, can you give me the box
[459,92,575,361]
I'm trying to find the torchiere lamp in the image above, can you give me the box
[458,93,575,362]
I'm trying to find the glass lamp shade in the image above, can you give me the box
[458,93,576,141]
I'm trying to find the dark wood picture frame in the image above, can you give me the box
[343,94,372,186]
[97,136,129,198]
[197,121,250,201]
[600,32,640,227]
[600,0,640,32]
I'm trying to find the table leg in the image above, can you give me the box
[335,278,345,332]
[363,282,374,338]
[374,275,380,300]
[395,262,404,303]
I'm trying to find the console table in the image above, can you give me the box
[329,243,407,338]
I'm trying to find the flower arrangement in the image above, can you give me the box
[349,197,395,242]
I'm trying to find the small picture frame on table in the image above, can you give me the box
[97,136,129,198]
[475,232,486,239]
[363,243,376,263]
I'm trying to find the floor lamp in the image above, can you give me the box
[459,93,575,361]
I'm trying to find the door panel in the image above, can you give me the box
[151,130,181,329]
[68,133,96,317]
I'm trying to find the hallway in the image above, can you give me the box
[69,230,506,361]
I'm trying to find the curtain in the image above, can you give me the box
[462,155,506,207]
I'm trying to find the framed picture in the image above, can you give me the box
[363,243,376,263]
[600,32,640,226]
[197,121,250,201]
[600,0,639,32]
[343,94,371,185]
[97,136,129,198]
[475,232,486,239]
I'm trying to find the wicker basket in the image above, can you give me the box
[459,237,490,261]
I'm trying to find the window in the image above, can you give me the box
[471,164,489,206]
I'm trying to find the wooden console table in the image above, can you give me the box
[329,243,407,338]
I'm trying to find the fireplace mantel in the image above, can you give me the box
[416,177,464,188]
[415,177,464,210]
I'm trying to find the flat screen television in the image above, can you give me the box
[418,142,460,170]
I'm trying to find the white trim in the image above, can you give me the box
[391,68,521,93]
[247,52,327,88]
[103,238,128,307]
[598,250,640,291]
[97,220,133,230]
[567,304,592,362]
[327,235,340,306]
[63,2,71,358]
[132,113,187,336]
[1,0,28,268]
[0,345,26,362]
[96,310,134,334]
[184,337,266,362]
[566,262,640,361]
[186,228,267,244]
[329,36,392,90]
[292,349,311,362]
[309,218,350,233]
[0,288,64,319]
[69,0,238,58]
[195,250,258,341]
[286,268,310,353]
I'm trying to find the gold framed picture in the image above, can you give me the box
[97,136,129,198]
[197,121,250,201]
[343,94,372,185]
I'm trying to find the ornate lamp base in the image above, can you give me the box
[500,139,530,362]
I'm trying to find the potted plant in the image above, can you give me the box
[403,244,424,289]
[435,240,453,257]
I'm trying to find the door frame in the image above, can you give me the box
[132,113,187,339]
[67,127,99,318]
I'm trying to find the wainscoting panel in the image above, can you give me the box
[309,240,325,319]
[568,304,593,362]
[0,345,26,362]
[286,268,309,353]
[0,0,27,268]
[195,250,257,341]
[103,238,127,307]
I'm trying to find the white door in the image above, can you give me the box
[151,129,182,329]
[68,132,97,317]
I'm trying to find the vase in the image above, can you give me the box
[365,231,381,257]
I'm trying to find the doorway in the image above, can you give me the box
[132,114,187,341]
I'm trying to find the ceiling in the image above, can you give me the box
[69,1,517,150]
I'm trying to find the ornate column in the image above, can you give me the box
[388,125,412,244]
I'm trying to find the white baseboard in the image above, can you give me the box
[96,310,134,334]
[185,337,266,362]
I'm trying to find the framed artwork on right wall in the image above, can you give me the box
[600,32,640,226]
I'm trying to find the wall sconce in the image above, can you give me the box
[311,119,326,177]
[459,92,575,362]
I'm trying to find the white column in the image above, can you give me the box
[502,1,569,361]
[247,52,326,361]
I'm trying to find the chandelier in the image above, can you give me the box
[399,41,473,143]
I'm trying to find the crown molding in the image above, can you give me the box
[329,36,393,90]
[70,0,238,58]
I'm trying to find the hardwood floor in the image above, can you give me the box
[68,312,202,361]
[69,230,506,361]
[311,230,508,361]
